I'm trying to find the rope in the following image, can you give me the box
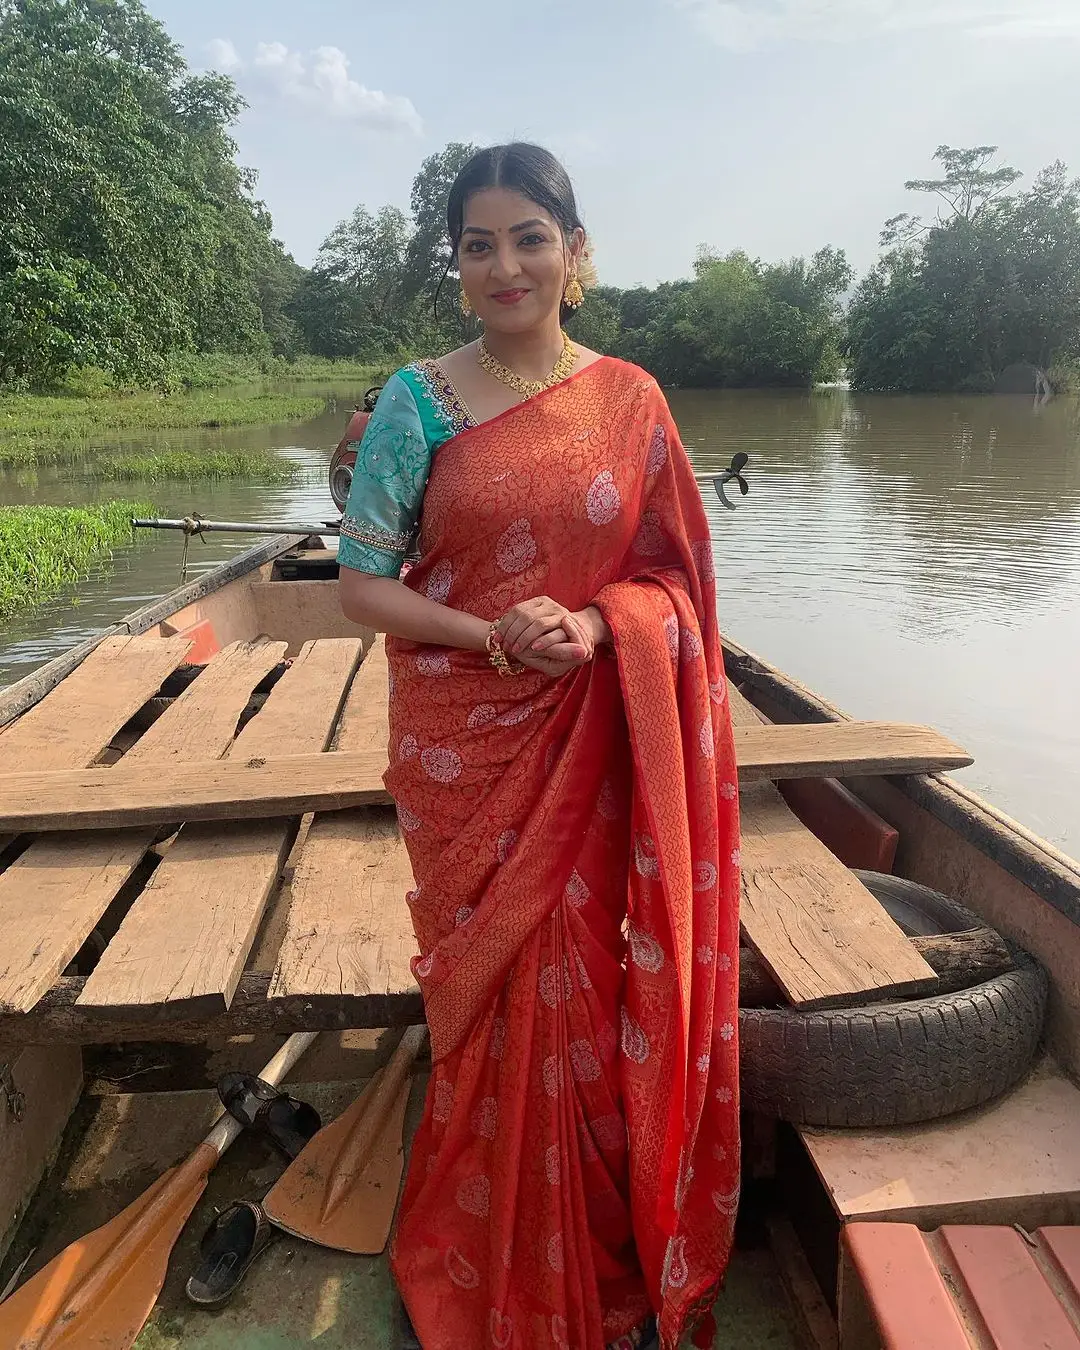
[179,514,206,583]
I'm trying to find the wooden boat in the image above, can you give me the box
[0,528,1078,1349]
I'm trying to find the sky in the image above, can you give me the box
[148,0,1080,289]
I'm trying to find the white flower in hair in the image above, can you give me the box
[577,245,599,290]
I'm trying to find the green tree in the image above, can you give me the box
[0,0,293,387]
[401,142,478,306]
[635,247,850,388]
[849,147,1080,391]
[318,204,411,320]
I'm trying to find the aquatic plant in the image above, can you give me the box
[0,501,152,622]
[0,391,326,466]
[89,450,303,483]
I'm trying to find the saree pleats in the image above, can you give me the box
[383,359,741,1350]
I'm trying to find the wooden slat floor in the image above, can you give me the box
[0,636,419,1047]
[0,634,948,1047]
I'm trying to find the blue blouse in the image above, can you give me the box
[338,361,476,576]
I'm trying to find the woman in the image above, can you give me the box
[338,143,740,1350]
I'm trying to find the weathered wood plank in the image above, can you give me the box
[738,780,937,1006]
[732,720,972,780]
[77,819,299,1017]
[0,721,973,834]
[0,750,390,831]
[728,683,766,728]
[78,639,365,1015]
[269,807,417,1002]
[333,635,390,757]
[0,1044,83,1261]
[0,632,192,771]
[268,637,414,1003]
[739,927,1013,1008]
[0,640,286,1015]
[0,971,425,1048]
[0,929,1014,1050]
[728,681,939,1006]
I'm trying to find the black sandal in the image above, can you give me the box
[185,1200,278,1308]
[216,1072,322,1160]
[608,1317,658,1350]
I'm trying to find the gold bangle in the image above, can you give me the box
[486,621,523,677]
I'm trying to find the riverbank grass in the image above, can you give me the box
[0,501,153,622]
[90,449,304,483]
[0,390,327,467]
[161,353,392,388]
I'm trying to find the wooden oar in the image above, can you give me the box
[0,1031,319,1350]
[261,1024,427,1254]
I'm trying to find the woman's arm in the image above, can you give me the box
[342,570,597,680]
[340,568,490,652]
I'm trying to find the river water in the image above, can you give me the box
[1,381,1077,849]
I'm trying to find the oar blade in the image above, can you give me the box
[0,1148,212,1350]
[262,1073,411,1255]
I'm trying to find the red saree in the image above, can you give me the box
[385,357,741,1350]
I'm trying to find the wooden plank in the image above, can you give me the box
[0,749,390,831]
[333,635,390,756]
[0,971,425,1048]
[0,1044,84,1262]
[78,638,365,1015]
[728,682,940,1005]
[269,636,414,1004]
[739,780,936,1005]
[76,818,299,1017]
[269,807,417,1002]
[0,721,973,835]
[0,632,191,856]
[739,927,1012,1007]
[0,640,286,1015]
[732,720,972,780]
[729,683,766,727]
[0,632,192,771]
[766,1218,838,1350]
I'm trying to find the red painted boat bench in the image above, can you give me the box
[839,1221,1080,1349]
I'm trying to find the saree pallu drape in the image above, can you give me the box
[384,358,741,1350]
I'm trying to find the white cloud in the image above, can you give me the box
[252,41,422,135]
[206,37,242,72]
[670,0,1080,50]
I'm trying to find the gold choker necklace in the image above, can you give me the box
[476,330,577,399]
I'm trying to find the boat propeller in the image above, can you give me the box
[713,453,749,510]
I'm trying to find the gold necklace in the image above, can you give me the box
[476,330,577,400]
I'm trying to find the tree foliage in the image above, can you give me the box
[849,146,1080,392]
[571,250,850,388]
[7,6,1077,399]
[0,0,301,388]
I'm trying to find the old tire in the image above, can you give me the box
[738,874,1048,1128]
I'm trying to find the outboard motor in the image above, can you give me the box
[328,386,381,512]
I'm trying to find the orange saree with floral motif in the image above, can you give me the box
[382,357,741,1350]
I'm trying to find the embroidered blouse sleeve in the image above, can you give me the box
[338,372,434,577]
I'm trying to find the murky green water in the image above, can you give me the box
[1,382,1077,849]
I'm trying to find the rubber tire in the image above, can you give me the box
[738,874,1048,1128]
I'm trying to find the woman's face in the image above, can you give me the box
[458,187,583,335]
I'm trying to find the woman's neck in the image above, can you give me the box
[480,320,566,380]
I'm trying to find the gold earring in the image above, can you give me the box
[563,273,584,309]
[459,285,472,317]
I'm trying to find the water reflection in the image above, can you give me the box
[0,383,1076,848]
[0,384,374,683]
[674,388,1079,848]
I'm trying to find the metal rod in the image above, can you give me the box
[133,517,341,536]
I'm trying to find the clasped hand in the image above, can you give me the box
[496,597,608,677]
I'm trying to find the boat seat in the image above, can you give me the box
[839,1220,1080,1349]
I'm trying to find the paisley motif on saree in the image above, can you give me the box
[384,357,741,1350]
